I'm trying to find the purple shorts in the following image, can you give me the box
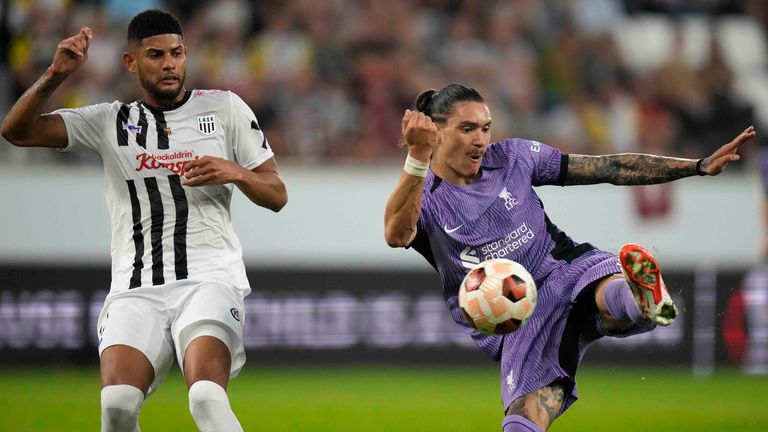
[495,249,651,415]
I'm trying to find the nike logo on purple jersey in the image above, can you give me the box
[444,224,464,233]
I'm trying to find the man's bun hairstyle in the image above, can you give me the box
[127,9,183,43]
[414,83,484,123]
[415,89,439,116]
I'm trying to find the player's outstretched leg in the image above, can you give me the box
[619,243,678,326]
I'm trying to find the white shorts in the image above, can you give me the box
[97,279,247,395]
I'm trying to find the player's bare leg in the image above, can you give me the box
[184,335,243,432]
[503,383,565,431]
[184,336,231,390]
[100,345,154,432]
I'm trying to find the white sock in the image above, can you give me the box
[188,380,243,432]
[101,385,143,432]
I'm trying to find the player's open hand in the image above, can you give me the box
[402,109,437,159]
[182,156,244,186]
[699,126,756,175]
[50,27,92,77]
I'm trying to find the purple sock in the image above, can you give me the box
[502,415,542,432]
[603,278,644,324]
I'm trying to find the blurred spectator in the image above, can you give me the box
[573,0,627,36]
[0,0,764,167]
[740,265,768,375]
[730,154,768,374]
[696,34,759,161]
[653,28,710,157]
[104,0,162,24]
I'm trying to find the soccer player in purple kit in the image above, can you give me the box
[384,83,754,431]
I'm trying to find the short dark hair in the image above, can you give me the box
[414,83,485,123]
[127,9,183,44]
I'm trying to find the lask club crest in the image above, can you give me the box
[197,115,217,135]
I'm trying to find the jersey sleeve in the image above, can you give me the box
[53,102,114,154]
[410,214,437,270]
[512,139,566,186]
[227,92,274,169]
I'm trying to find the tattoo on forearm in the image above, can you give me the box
[566,154,697,185]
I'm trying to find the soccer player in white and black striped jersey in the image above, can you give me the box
[2,9,287,432]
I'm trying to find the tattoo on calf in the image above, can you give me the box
[537,385,565,420]
[506,384,566,430]
[506,398,533,421]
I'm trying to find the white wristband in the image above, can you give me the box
[404,154,429,177]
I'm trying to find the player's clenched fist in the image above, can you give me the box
[50,27,93,76]
[182,155,244,186]
[402,109,438,156]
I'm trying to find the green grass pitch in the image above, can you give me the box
[1,364,765,431]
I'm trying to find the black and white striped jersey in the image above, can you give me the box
[55,89,273,293]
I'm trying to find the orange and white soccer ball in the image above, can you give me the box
[458,258,537,336]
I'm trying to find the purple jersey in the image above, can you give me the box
[411,138,622,413]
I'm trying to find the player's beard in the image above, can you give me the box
[140,72,186,105]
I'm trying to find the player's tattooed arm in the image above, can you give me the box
[506,385,565,430]
[565,126,755,185]
[565,154,698,186]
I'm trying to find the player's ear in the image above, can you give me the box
[122,51,137,73]
[436,121,446,141]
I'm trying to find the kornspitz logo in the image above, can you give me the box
[230,308,241,322]
[135,151,198,174]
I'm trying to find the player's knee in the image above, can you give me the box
[101,384,144,432]
[188,380,243,432]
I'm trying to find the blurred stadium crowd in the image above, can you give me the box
[1,0,767,167]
